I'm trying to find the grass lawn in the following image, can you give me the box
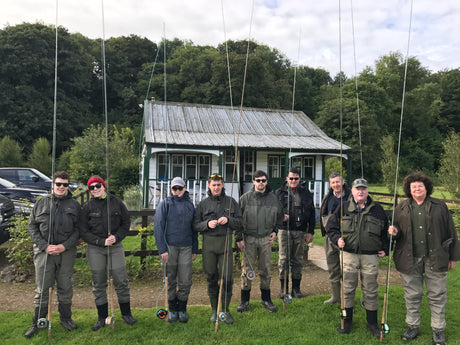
[2,265,460,345]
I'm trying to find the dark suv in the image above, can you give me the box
[0,168,79,191]
[0,194,15,245]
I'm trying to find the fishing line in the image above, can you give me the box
[380,0,414,341]
[37,0,60,333]
[214,0,255,333]
[100,0,115,329]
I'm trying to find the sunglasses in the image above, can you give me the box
[55,182,69,187]
[289,177,299,181]
[89,183,102,190]
[254,179,267,183]
[210,173,222,178]
[172,186,184,191]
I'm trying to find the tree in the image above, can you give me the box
[0,136,23,166]
[325,157,347,181]
[380,135,397,194]
[28,137,52,176]
[437,131,460,198]
[69,125,138,195]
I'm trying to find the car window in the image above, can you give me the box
[0,169,16,181]
[17,170,38,182]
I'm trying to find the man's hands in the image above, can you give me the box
[46,244,65,255]
[208,217,228,229]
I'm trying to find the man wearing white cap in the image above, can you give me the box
[154,177,198,323]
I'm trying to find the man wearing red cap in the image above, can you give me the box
[80,176,136,330]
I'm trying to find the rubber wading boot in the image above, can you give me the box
[120,301,137,325]
[366,309,380,338]
[260,289,277,312]
[222,292,234,324]
[92,303,108,331]
[58,303,77,331]
[324,281,341,304]
[24,307,46,338]
[279,279,289,299]
[177,299,189,323]
[236,290,250,313]
[210,297,218,322]
[168,299,178,323]
[337,307,353,334]
[291,279,303,298]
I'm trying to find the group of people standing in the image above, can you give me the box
[24,169,459,345]
[25,172,136,338]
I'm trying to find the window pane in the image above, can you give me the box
[186,155,196,179]
[199,155,210,179]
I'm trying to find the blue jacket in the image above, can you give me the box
[154,191,198,255]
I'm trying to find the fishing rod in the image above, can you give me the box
[155,261,169,322]
[47,287,53,338]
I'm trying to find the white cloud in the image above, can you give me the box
[0,0,459,76]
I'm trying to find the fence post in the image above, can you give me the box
[140,213,148,271]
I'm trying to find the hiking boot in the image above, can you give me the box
[432,329,446,345]
[367,323,381,338]
[401,326,419,340]
[92,319,105,331]
[261,300,277,312]
[168,311,178,323]
[236,301,249,313]
[121,314,137,325]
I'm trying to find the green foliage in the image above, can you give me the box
[380,134,397,194]
[324,157,347,181]
[437,131,460,198]
[0,136,23,166]
[27,137,52,176]
[68,125,138,195]
[123,185,142,212]
[5,212,34,271]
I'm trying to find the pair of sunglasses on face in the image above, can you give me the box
[89,183,103,190]
[55,182,69,187]
[172,186,184,191]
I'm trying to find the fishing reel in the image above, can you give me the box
[218,312,227,322]
[37,318,48,329]
[245,270,256,281]
[381,323,390,334]
[283,293,292,305]
[156,309,168,319]
[340,308,347,319]
[105,316,114,326]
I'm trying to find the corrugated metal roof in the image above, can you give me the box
[144,102,350,151]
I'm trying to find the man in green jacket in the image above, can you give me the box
[327,178,389,338]
[193,173,242,324]
[25,171,80,338]
[236,170,283,313]
[389,172,460,345]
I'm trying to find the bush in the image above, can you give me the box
[5,212,34,271]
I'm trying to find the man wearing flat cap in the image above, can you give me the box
[327,178,389,338]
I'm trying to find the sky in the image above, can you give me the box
[1,0,459,77]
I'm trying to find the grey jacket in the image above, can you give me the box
[28,191,80,252]
[237,185,283,241]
